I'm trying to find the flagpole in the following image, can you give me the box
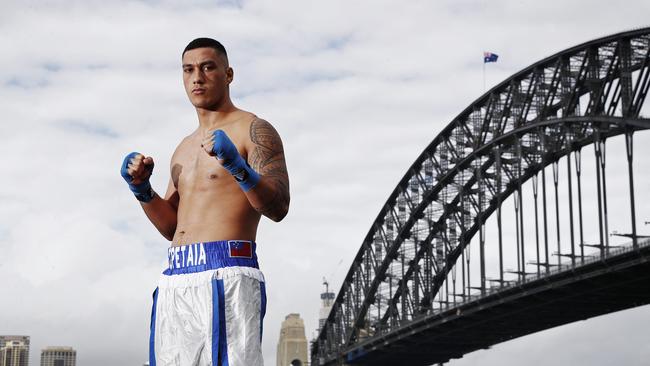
[483,51,498,92]
[483,59,486,92]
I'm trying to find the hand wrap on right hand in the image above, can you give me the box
[120,152,155,202]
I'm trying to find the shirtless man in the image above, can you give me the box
[120,38,289,366]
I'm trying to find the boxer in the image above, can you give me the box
[120,38,289,366]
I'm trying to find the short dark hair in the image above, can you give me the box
[182,38,228,61]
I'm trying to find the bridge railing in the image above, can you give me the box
[426,237,650,314]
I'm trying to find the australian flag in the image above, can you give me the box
[484,52,499,63]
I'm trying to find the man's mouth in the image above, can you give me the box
[192,88,206,95]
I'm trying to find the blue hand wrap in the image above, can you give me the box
[120,152,155,202]
[212,130,260,192]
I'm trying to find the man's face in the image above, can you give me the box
[182,47,232,109]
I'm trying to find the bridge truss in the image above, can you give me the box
[312,28,650,365]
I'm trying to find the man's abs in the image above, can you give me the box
[172,197,260,246]
[171,175,261,246]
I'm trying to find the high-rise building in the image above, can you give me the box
[0,336,30,366]
[40,347,76,366]
[0,337,29,352]
[318,279,335,334]
[277,313,308,366]
[310,279,336,366]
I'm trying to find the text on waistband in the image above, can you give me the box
[168,243,207,270]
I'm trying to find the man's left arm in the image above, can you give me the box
[202,118,290,221]
[244,118,290,222]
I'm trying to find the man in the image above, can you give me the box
[120,38,289,366]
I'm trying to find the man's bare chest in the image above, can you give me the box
[172,136,248,192]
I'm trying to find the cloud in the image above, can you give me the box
[1,1,650,365]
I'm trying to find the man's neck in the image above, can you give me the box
[196,100,238,130]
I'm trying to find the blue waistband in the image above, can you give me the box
[163,240,259,276]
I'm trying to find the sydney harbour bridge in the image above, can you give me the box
[311,28,650,365]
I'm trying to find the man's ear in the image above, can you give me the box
[226,67,234,84]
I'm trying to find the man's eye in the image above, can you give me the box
[203,65,214,71]
[183,68,192,73]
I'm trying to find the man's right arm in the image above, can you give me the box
[140,177,179,241]
[121,152,178,241]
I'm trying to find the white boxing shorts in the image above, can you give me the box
[149,240,266,366]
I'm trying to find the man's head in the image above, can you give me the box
[182,38,233,110]
[182,38,229,65]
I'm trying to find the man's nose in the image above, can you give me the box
[192,69,205,84]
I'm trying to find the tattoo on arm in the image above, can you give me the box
[249,118,290,221]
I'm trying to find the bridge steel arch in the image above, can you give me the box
[312,28,650,365]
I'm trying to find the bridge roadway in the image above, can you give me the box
[344,239,650,365]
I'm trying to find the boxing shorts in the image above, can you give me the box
[149,240,266,366]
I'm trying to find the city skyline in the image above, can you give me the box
[0,338,78,366]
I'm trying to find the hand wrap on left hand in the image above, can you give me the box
[212,130,260,192]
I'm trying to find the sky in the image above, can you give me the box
[1,0,649,365]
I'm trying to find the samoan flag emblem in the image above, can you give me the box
[229,240,253,258]
[484,52,499,63]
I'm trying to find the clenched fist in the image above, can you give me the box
[121,152,155,202]
[200,129,260,192]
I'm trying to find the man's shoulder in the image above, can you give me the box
[231,110,276,133]
[248,116,282,141]
[231,111,277,141]
[232,110,260,130]
[178,132,198,148]
[170,132,198,160]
